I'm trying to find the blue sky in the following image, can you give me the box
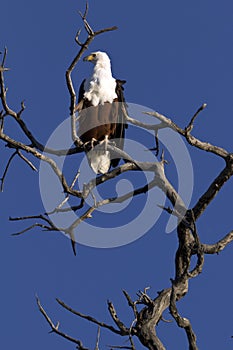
[1,1,233,349]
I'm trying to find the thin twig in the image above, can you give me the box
[107,300,129,334]
[185,103,207,133]
[136,288,154,306]
[46,201,85,215]
[36,296,89,350]
[11,223,54,236]
[67,175,162,235]
[56,298,125,335]
[122,290,138,318]
[94,326,101,350]
[107,346,133,350]
[145,109,229,159]
[17,150,38,171]
[0,151,17,191]
[1,47,7,67]
[10,214,60,235]
[47,170,81,214]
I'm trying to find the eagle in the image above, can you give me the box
[76,51,127,174]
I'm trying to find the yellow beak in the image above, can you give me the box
[83,54,94,62]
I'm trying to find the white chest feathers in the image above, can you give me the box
[84,66,117,106]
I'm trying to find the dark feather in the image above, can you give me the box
[76,78,127,169]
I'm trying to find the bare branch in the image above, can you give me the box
[107,346,133,350]
[36,296,89,350]
[94,26,118,36]
[107,300,129,335]
[56,298,125,335]
[136,287,154,306]
[145,110,229,159]
[46,200,85,215]
[0,51,16,117]
[1,47,8,67]
[185,103,207,134]
[158,205,191,228]
[122,290,138,318]
[10,214,60,235]
[186,210,205,279]
[82,1,89,20]
[75,29,84,46]
[11,223,53,236]
[0,61,82,156]
[17,150,38,172]
[67,172,170,237]
[0,129,82,197]
[79,2,94,36]
[129,335,136,350]
[126,114,166,132]
[0,151,17,192]
[82,159,186,217]
[192,156,233,220]
[202,230,233,254]
[18,100,26,117]
[47,170,81,214]
[169,284,198,350]
[94,326,101,350]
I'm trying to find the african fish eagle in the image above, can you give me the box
[76,51,127,174]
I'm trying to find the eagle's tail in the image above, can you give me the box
[86,148,111,174]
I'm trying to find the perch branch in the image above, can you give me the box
[67,172,168,237]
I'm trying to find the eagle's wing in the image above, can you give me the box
[110,79,128,168]
[76,78,127,171]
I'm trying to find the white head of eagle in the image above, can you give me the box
[76,51,127,175]
[83,51,117,106]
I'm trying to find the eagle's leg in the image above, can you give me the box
[103,135,109,153]
[98,135,109,152]
[91,138,97,149]
[83,138,97,153]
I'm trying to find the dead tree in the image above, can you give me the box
[1,5,233,350]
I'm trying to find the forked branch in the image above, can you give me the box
[36,296,89,350]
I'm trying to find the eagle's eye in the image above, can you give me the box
[92,53,96,58]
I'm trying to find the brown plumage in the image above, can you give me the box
[76,51,127,174]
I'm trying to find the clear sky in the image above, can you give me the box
[1,1,233,349]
